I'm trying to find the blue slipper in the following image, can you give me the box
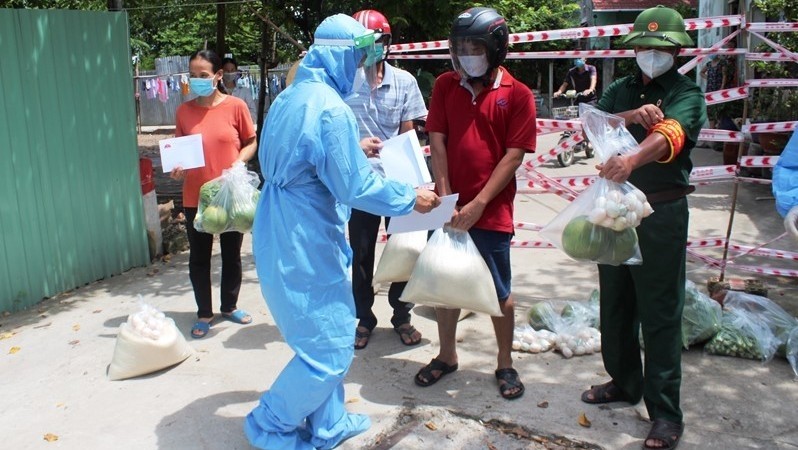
[222,309,252,324]
[191,321,211,339]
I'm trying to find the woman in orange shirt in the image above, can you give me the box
[171,49,257,338]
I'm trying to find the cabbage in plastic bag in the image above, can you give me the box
[682,281,722,349]
[540,105,653,266]
[194,162,261,234]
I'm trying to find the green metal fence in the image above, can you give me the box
[0,8,149,311]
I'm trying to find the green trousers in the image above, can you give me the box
[597,197,688,424]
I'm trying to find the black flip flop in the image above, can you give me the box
[495,367,525,400]
[643,418,684,450]
[415,358,458,387]
[354,328,371,350]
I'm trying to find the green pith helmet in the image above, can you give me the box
[621,6,693,48]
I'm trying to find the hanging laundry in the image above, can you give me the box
[157,78,169,103]
[180,74,190,96]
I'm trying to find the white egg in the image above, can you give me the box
[529,343,542,353]
[605,201,620,218]
[512,340,521,350]
[643,202,654,217]
[625,211,638,227]
[520,342,531,352]
[595,196,607,209]
[588,207,608,224]
[574,345,586,356]
[600,217,615,228]
[562,347,574,358]
[611,217,628,231]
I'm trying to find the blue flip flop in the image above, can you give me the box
[191,321,211,339]
[222,309,252,324]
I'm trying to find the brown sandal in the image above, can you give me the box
[581,380,631,404]
[394,323,422,346]
[354,327,371,350]
[643,418,684,450]
[414,358,458,387]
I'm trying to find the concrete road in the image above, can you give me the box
[1,133,796,450]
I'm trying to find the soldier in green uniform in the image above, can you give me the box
[579,6,707,450]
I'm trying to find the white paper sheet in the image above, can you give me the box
[387,194,459,234]
[379,130,432,187]
[159,134,205,173]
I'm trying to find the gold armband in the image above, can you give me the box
[649,119,685,163]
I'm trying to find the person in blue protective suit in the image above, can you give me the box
[245,14,440,450]
[772,131,798,236]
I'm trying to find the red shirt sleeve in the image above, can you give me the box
[507,84,537,152]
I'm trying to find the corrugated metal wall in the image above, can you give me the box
[0,8,149,311]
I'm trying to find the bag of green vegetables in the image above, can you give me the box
[705,308,779,362]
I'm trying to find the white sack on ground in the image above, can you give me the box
[402,227,501,317]
[373,230,428,285]
[108,302,193,381]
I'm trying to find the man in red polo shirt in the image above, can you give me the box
[413,7,537,400]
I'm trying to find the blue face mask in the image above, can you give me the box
[574,59,585,68]
[189,77,216,97]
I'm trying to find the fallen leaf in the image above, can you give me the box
[0,332,16,340]
[92,310,102,314]
[487,443,498,450]
[345,397,360,404]
[162,254,172,263]
[424,421,438,431]
[9,346,20,354]
[55,403,65,408]
[537,400,549,408]
[43,433,59,442]
[33,322,52,329]
[68,340,80,346]
[577,411,592,428]
[72,324,80,332]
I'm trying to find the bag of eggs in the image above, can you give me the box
[108,299,193,381]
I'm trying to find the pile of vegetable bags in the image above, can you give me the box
[517,290,601,358]
[194,162,260,234]
[541,105,652,266]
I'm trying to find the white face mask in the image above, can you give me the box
[636,49,674,79]
[458,54,489,78]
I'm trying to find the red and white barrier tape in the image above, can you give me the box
[748,21,798,32]
[729,244,798,261]
[748,78,798,88]
[739,155,779,167]
[690,165,736,179]
[729,264,798,278]
[511,240,557,249]
[537,118,582,131]
[698,129,744,142]
[524,133,584,169]
[679,30,740,74]
[390,15,743,53]
[747,52,798,62]
[687,237,726,248]
[750,31,798,63]
[704,86,748,105]
[743,121,797,134]
[514,222,544,231]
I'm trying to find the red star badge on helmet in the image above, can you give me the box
[648,22,659,32]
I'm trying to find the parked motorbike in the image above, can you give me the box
[551,90,594,167]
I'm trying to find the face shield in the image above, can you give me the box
[449,37,490,80]
[353,30,384,88]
